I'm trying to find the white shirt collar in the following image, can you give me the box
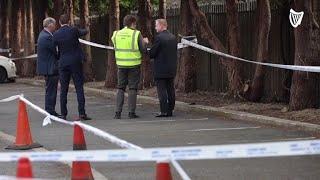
[44,28,53,36]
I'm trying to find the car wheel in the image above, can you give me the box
[0,67,8,83]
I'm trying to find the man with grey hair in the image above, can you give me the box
[36,17,61,117]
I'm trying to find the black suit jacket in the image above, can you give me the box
[53,25,88,67]
[36,30,58,75]
[149,30,178,79]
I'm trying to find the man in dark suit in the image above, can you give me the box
[149,19,178,117]
[53,14,91,121]
[36,17,60,117]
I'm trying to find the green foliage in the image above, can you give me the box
[89,0,109,15]
[48,0,53,9]
[120,0,159,11]
[120,0,135,10]
[48,0,162,16]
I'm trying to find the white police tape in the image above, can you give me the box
[0,94,151,147]
[6,38,187,61]
[0,94,191,180]
[0,48,10,53]
[0,176,45,180]
[78,39,114,50]
[0,140,318,162]
[9,54,37,61]
[0,95,141,149]
[181,38,320,73]
[10,38,320,74]
[0,95,21,103]
[79,38,188,50]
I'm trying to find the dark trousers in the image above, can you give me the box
[116,67,140,113]
[59,63,86,116]
[44,75,59,114]
[155,78,175,113]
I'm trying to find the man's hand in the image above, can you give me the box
[143,37,149,44]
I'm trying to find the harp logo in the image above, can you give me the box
[289,9,304,28]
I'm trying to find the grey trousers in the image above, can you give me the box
[116,67,140,113]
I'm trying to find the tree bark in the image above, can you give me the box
[138,0,153,88]
[65,0,74,25]
[21,0,36,77]
[244,0,271,102]
[34,0,48,34]
[53,0,64,28]
[10,0,23,58]
[159,0,167,19]
[0,0,10,57]
[11,0,24,76]
[79,0,94,81]
[175,0,197,92]
[289,0,320,110]
[105,0,120,88]
[226,0,244,97]
[188,0,244,96]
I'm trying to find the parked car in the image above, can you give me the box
[0,55,17,83]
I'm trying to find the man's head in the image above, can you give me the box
[59,14,70,26]
[155,19,168,33]
[43,17,56,32]
[123,15,137,29]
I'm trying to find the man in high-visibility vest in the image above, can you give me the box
[112,15,148,119]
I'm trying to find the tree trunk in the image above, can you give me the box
[79,0,94,82]
[138,0,153,88]
[105,0,120,88]
[21,0,36,77]
[65,0,74,25]
[226,0,244,97]
[11,0,24,76]
[10,0,23,58]
[0,0,10,57]
[159,0,167,18]
[175,0,197,92]
[53,0,64,28]
[33,0,48,39]
[244,0,271,102]
[289,0,320,110]
[188,0,244,96]
[35,0,48,32]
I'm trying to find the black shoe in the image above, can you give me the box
[60,115,67,120]
[50,112,61,117]
[155,113,167,118]
[128,112,139,119]
[166,111,173,117]
[79,114,92,121]
[114,112,121,119]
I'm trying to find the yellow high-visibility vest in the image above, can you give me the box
[111,27,142,67]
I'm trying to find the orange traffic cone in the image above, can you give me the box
[6,100,42,150]
[156,160,173,180]
[16,157,33,178]
[71,125,94,180]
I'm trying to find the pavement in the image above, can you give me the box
[0,82,319,179]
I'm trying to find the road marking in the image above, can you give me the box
[276,137,317,141]
[0,131,108,180]
[186,126,261,132]
[228,136,317,144]
[119,118,209,124]
[187,142,197,145]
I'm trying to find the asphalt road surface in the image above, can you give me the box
[0,83,319,180]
